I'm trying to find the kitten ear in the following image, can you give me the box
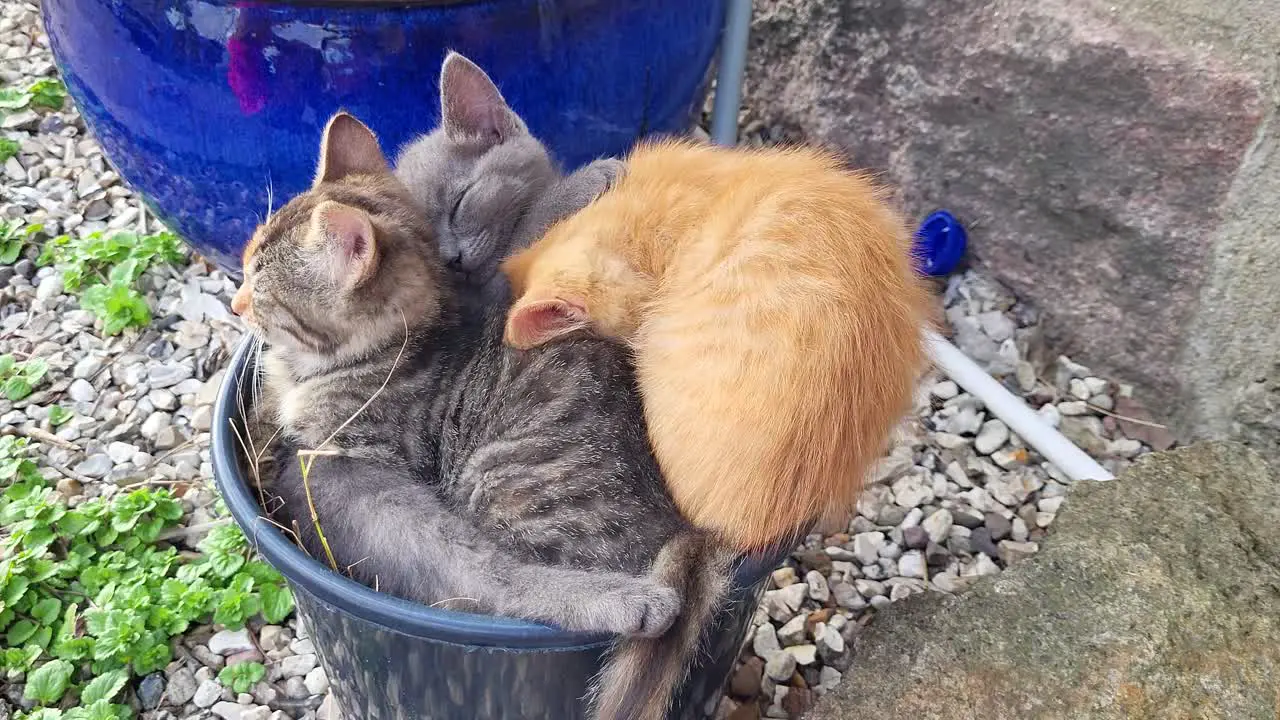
[315,112,389,185]
[309,201,380,289]
[504,298,591,349]
[439,51,526,145]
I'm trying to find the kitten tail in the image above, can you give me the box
[588,531,737,720]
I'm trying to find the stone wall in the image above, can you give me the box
[742,0,1280,465]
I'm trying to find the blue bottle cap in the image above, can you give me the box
[913,209,967,277]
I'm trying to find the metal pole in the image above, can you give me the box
[709,0,753,146]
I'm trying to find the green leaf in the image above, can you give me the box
[0,353,15,375]
[217,661,265,694]
[259,583,294,624]
[31,597,60,625]
[24,658,75,704]
[4,375,33,401]
[27,79,66,110]
[0,138,20,166]
[6,619,36,645]
[17,709,64,720]
[46,405,72,427]
[81,668,128,704]
[4,576,30,605]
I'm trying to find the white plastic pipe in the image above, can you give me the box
[926,329,1115,481]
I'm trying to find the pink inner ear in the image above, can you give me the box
[507,299,590,348]
[316,204,377,286]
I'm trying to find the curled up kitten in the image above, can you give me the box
[235,105,737,720]
[394,51,625,307]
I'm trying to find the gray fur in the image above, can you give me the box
[272,450,678,635]
[393,51,625,300]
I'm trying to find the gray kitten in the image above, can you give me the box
[394,53,624,305]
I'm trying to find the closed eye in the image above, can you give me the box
[449,183,474,224]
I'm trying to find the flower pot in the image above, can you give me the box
[43,0,728,273]
[210,337,782,719]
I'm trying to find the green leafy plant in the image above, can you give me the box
[217,661,266,694]
[47,406,73,427]
[0,221,42,265]
[36,230,185,336]
[0,79,67,112]
[0,354,48,402]
[0,436,294,715]
[27,80,67,110]
[0,137,20,164]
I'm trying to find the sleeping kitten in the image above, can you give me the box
[236,108,735,720]
[270,447,676,632]
[502,137,934,553]
[394,52,624,305]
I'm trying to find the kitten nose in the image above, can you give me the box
[230,286,250,316]
[447,252,464,269]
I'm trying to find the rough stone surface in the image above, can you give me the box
[807,443,1280,719]
[744,0,1280,466]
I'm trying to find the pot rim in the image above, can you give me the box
[211,336,786,650]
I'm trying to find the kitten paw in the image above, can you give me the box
[589,575,681,638]
[585,158,628,194]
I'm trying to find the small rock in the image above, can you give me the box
[999,540,1039,565]
[278,653,317,679]
[777,615,808,646]
[792,548,832,575]
[106,441,139,464]
[137,673,165,710]
[54,477,82,498]
[985,468,1045,506]
[805,570,830,603]
[193,679,222,708]
[148,362,194,389]
[815,622,845,662]
[922,509,953,544]
[73,453,112,479]
[753,623,782,659]
[67,378,96,403]
[258,625,289,652]
[984,513,1013,541]
[784,644,818,666]
[818,665,843,691]
[901,526,929,550]
[764,650,797,682]
[974,420,1010,455]
[898,550,927,579]
[208,628,255,656]
[303,666,329,695]
[1058,400,1090,416]
[851,532,885,565]
[832,582,865,610]
[969,527,1001,558]
[140,411,173,440]
[854,578,886,598]
[165,666,198,705]
[892,474,934,507]
[35,274,64,302]
[931,572,972,594]
[730,657,764,698]
[931,380,959,400]
[771,567,798,588]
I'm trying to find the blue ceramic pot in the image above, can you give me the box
[43,0,727,273]
[211,338,783,719]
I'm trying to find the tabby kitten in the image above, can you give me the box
[236,108,735,720]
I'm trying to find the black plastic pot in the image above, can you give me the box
[211,337,784,719]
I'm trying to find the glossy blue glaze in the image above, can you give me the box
[43,0,727,273]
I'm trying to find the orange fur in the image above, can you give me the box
[502,138,933,552]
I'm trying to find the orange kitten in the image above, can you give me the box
[501,138,933,552]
